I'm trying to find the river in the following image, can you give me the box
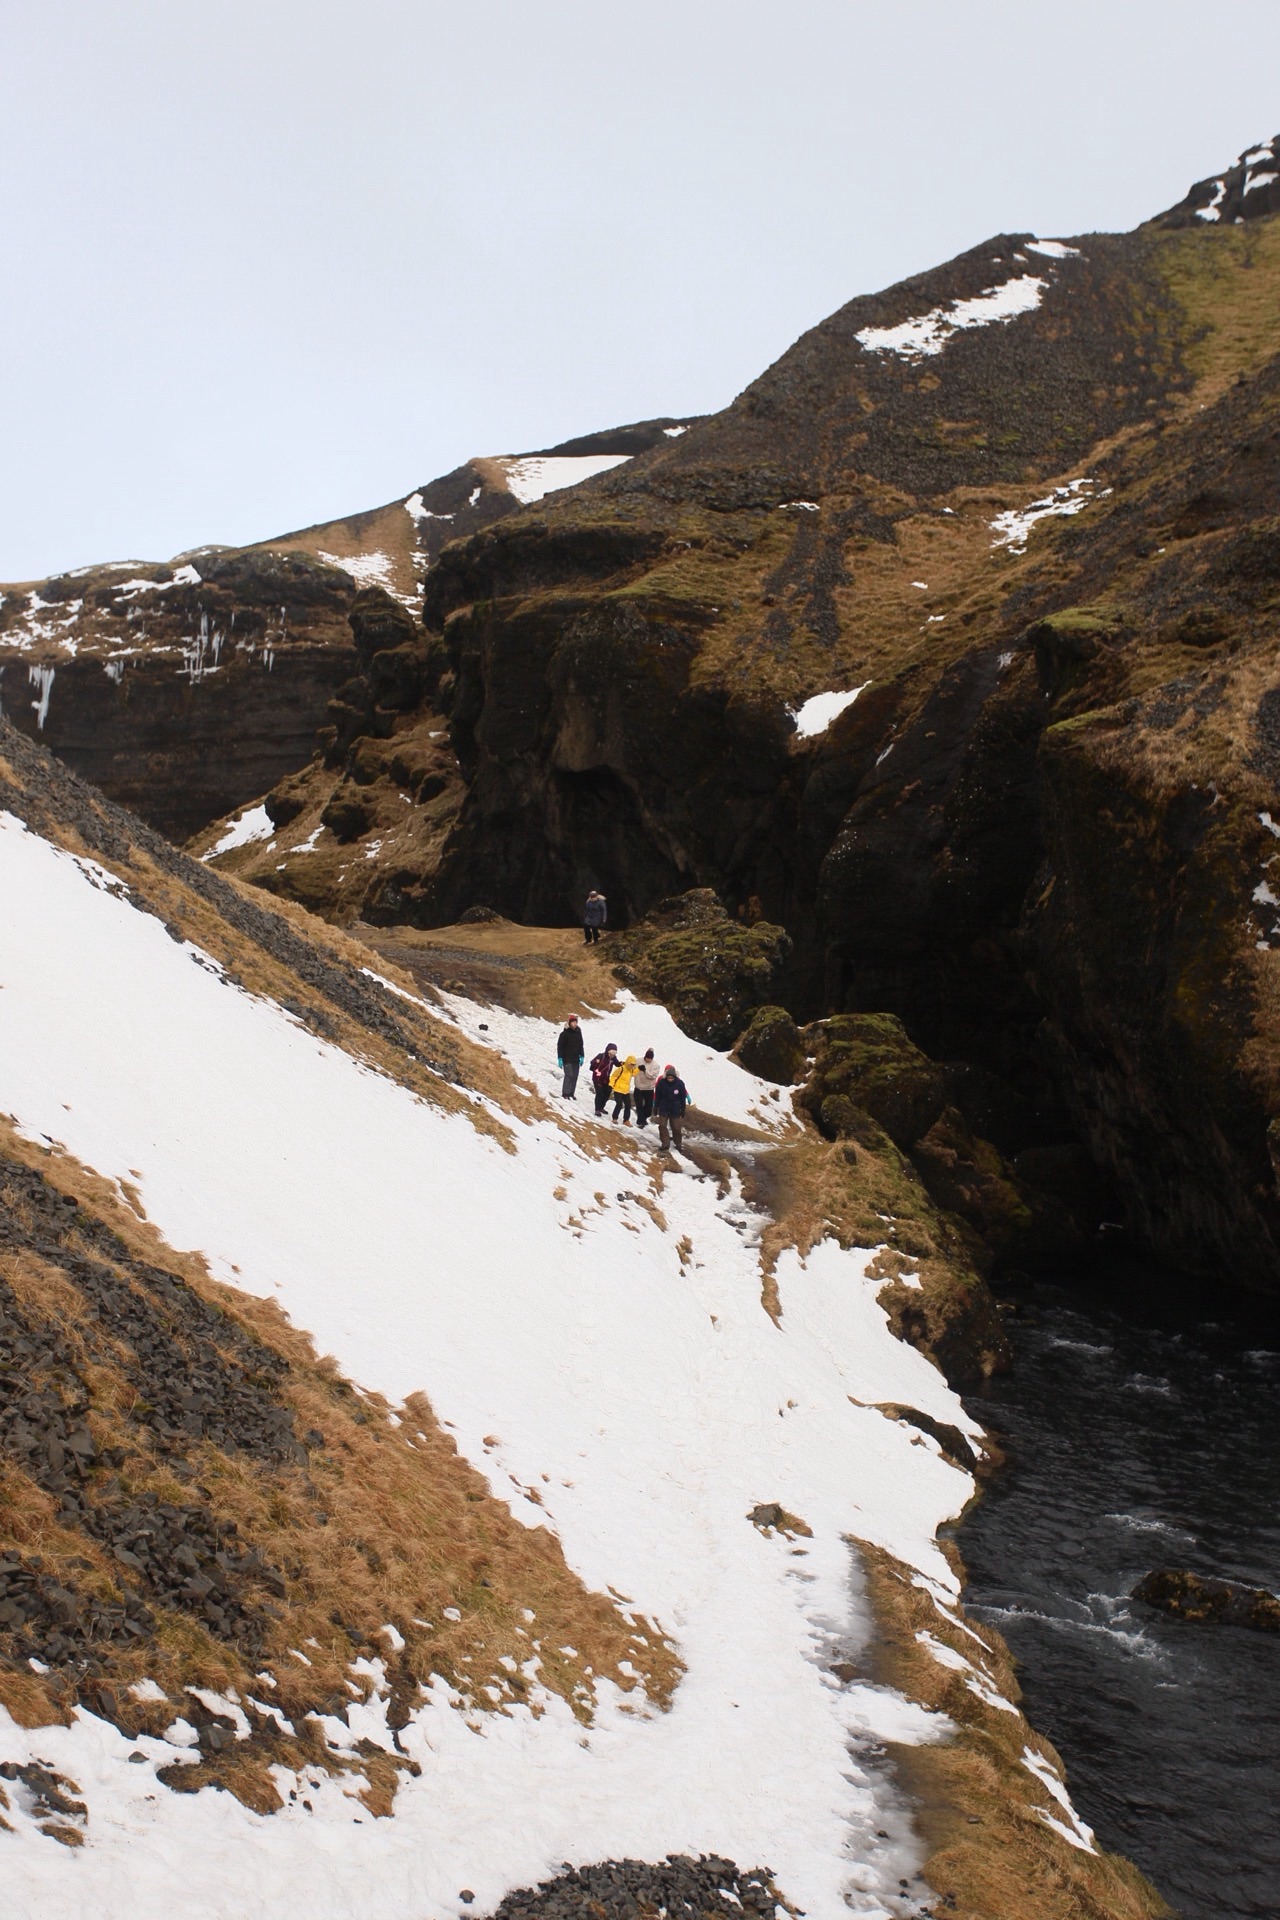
[958,1260,1280,1919]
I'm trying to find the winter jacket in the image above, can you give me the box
[590,1050,617,1087]
[654,1074,689,1117]
[609,1056,638,1094]
[633,1060,658,1092]
[583,894,607,927]
[557,1024,585,1065]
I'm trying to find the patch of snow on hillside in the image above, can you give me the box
[1025,240,1080,260]
[1197,178,1227,222]
[201,804,274,862]
[663,424,689,437]
[500,454,632,505]
[790,686,868,740]
[989,477,1111,553]
[112,564,202,599]
[318,550,396,592]
[1245,170,1278,194]
[856,274,1046,362]
[0,809,995,1919]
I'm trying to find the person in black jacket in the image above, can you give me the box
[583,891,607,944]
[557,1014,585,1098]
[653,1064,690,1152]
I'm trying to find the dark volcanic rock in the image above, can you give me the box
[485,1855,787,1920]
[732,1005,806,1084]
[1133,1568,1280,1632]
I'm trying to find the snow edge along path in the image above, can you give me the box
[0,812,980,1920]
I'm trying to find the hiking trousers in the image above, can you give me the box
[561,1060,581,1098]
[611,1091,633,1123]
[657,1112,683,1151]
[634,1089,654,1128]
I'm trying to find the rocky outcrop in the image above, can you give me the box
[0,551,360,843]
[608,890,792,1047]
[1133,1568,1280,1632]
[0,420,697,845]
[732,1005,806,1084]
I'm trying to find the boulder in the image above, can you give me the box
[732,1005,805,1084]
[610,891,792,1049]
[798,1013,945,1149]
[1133,1568,1280,1633]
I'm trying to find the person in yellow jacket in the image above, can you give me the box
[608,1053,638,1124]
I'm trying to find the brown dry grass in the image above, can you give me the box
[858,1542,1173,1920]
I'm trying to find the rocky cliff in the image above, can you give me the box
[202,138,1280,1295]
[17,139,1280,1296]
[0,420,695,843]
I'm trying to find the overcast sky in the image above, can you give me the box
[2,1,1279,579]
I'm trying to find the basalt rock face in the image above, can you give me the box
[0,551,360,843]
[0,419,697,845]
[382,156,1280,1292]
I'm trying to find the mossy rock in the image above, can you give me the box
[733,1005,805,1084]
[610,890,792,1048]
[799,1012,945,1149]
[911,1107,1044,1264]
[320,784,375,843]
[265,769,314,830]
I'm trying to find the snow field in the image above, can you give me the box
[497,454,632,505]
[200,801,275,860]
[789,685,869,741]
[0,812,989,1919]
[855,273,1046,363]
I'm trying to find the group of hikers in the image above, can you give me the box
[555,1016,691,1151]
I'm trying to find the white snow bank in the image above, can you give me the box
[856,274,1046,362]
[988,477,1111,553]
[1025,239,1080,260]
[201,803,274,861]
[499,454,632,505]
[112,564,202,598]
[789,685,868,740]
[0,811,990,1919]
[318,550,397,592]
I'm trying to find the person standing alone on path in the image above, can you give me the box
[633,1050,657,1129]
[654,1064,690,1152]
[583,890,607,944]
[590,1042,618,1115]
[557,1013,584,1099]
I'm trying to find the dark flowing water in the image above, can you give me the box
[958,1264,1280,1919]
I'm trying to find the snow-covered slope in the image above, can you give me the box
[0,747,1121,1917]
